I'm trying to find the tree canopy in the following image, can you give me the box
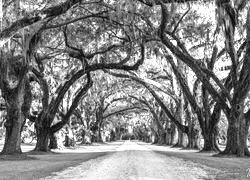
[0,0,249,157]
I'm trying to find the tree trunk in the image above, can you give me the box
[97,122,103,142]
[170,125,178,145]
[64,126,76,147]
[1,80,29,155]
[152,131,159,144]
[222,111,250,156]
[187,127,199,149]
[174,129,186,147]
[2,110,23,154]
[64,134,70,147]
[201,128,219,152]
[110,130,116,141]
[158,131,167,144]
[165,128,172,145]
[81,129,86,144]
[34,125,50,152]
[49,133,58,149]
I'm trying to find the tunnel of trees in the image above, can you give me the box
[0,0,249,157]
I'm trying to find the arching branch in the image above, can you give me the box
[129,95,165,132]
[107,71,189,134]
[49,43,145,118]
[50,73,93,133]
[103,106,147,119]
[166,55,205,131]
[136,0,212,7]
[103,98,128,113]
[0,0,83,46]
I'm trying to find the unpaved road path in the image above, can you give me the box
[42,141,216,180]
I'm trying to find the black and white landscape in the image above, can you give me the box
[0,0,250,179]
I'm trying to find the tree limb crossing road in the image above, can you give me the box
[42,141,215,180]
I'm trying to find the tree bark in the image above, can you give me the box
[174,129,186,147]
[34,125,51,152]
[174,93,186,148]
[49,133,58,149]
[222,105,250,156]
[80,129,86,144]
[97,122,103,142]
[202,128,219,152]
[221,8,250,157]
[158,131,167,144]
[2,97,24,154]
[187,126,199,149]
[1,65,30,155]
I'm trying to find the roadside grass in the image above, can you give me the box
[0,143,115,180]
[146,143,250,180]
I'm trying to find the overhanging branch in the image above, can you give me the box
[0,0,82,46]
[107,71,189,134]
[50,72,93,133]
[103,106,147,119]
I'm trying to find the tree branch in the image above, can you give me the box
[129,95,165,132]
[50,72,93,133]
[103,97,128,113]
[136,0,212,7]
[172,3,190,34]
[167,55,205,131]
[45,11,108,29]
[107,71,189,134]
[158,4,230,113]
[103,106,147,119]
[47,43,145,124]
[32,68,49,110]
[0,0,82,46]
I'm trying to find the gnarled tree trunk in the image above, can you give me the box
[187,126,199,149]
[202,129,219,152]
[174,97,186,148]
[34,124,51,152]
[2,93,24,154]
[0,55,31,155]
[222,104,250,156]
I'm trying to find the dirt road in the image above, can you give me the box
[42,141,216,180]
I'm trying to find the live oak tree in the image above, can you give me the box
[112,0,250,155]
[1,0,249,158]
[0,1,42,153]
[0,0,147,153]
[149,0,250,156]
[106,53,200,147]
[0,50,32,154]
[166,54,221,151]
[107,71,191,143]
[31,36,145,152]
[91,76,148,142]
[110,0,250,155]
[0,0,104,155]
[129,95,168,144]
[131,0,221,151]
